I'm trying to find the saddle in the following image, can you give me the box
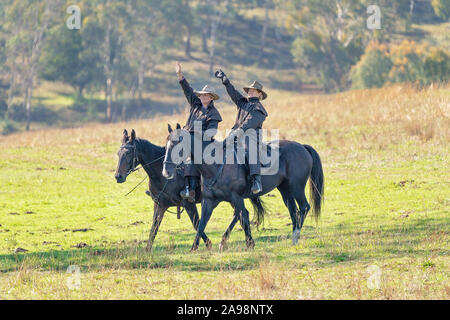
[224,140,274,169]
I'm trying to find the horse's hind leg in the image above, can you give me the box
[233,196,255,250]
[288,197,302,245]
[220,209,240,251]
[185,203,212,250]
[291,185,311,237]
[278,183,301,245]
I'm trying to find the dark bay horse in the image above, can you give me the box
[163,124,324,251]
[114,129,212,251]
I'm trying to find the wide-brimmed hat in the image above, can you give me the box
[194,85,219,100]
[243,80,267,100]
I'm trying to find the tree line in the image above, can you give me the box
[0,0,448,132]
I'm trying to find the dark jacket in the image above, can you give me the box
[223,78,268,131]
[179,78,222,137]
[180,77,222,177]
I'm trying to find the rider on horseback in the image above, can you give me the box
[176,62,222,202]
[215,69,268,194]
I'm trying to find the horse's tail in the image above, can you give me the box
[303,145,324,221]
[249,196,267,228]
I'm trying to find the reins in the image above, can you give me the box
[123,154,165,196]
[122,145,184,217]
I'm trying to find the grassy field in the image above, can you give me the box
[0,84,449,299]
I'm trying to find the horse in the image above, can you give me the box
[162,124,324,251]
[114,129,212,251]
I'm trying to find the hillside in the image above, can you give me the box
[0,84,448,299]
[2,3,449,134]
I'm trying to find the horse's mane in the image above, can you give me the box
[135,138,165,157]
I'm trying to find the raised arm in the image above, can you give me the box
[215,69,246,109]
[176,62,200,108]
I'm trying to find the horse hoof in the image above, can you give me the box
[246,239,255,250]
[205,239,212,250]
[219,240,228,252]
[292,229,301,245]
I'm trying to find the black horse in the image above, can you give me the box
[114,129,212,251]
[163,124,324,251]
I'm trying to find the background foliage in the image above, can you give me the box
[0,0,449,133]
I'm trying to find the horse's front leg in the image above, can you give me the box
[146,203,167,252]
[191,198,218,252]
[184,203,212,250]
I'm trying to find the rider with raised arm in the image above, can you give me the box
[215,69,268,194]
[176,62,222,202]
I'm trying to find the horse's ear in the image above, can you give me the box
[176,123,181,130]
[122,129,129,143]
[130,129,136,142]
[168,124,173,133]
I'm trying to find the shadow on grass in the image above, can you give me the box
[1,217,447,273]
[0,244,261,273]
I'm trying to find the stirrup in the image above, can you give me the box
[187,190,196,203]
[180,187,190,199]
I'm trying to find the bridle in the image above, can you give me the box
[162,136,185,173]
[121,142,165,176]
[120,141,185,216]
[120,142,164,197]
[120,144,139,176]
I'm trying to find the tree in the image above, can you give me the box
[122,0,171,119]
[350,41,392,89]
[38,25,102,99]
[287,0,366,91]
[257,0,272,66]
[206,0,230,75]
[284,0,414,91]
[351,40,450,88]
[4,0,63,130]
[179,0,194,57]
[432,0,450,20]
[83,0,128,122]
[423,47,450,82]
[1,0,18,122]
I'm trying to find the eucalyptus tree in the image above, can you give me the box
[206,0,230,75]
[126,0,170,100]
[81,0,128,122]
[3,0,63,130]
[282,0,412,91]
[432,0,450,20]
[38,24,104,100]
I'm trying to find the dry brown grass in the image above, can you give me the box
[2,83,448,156]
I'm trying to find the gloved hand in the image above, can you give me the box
[214,69,228,84]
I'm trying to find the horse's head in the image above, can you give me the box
[115,129,138,183]
[162,123,191,180]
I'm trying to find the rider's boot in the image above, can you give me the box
[251,174,263,194]
[187,176,197,203]
[180,177,191,200]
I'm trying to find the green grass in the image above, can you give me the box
[0,127,448,299]
[0,81,448,299]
